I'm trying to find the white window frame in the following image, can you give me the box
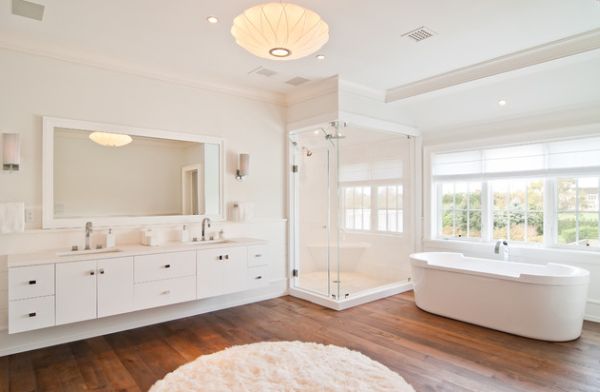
[436,181,484,241]
[426,131,600,252]
[341,180,404,235]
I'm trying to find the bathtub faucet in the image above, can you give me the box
[494,240,510,261]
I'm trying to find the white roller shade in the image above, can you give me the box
[340,159,403,182]
[432,135,600,181]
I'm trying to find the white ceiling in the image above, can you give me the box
[391,49,600,133]
[1,0,599,95]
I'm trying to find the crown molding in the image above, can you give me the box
[0,39,286,106]
[386,28,600,103]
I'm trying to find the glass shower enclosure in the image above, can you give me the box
[289,122,415,309]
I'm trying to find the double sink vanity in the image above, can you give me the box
[7,238,269,334]
[4,117,273,337]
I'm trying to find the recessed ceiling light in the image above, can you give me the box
[207,16,219,24]
[316,54,325,60]
[313,130,320,134]
[498,99,507,106]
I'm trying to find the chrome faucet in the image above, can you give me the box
[201,217,211,241]
[85,221,93,250]
[494,240,510,261]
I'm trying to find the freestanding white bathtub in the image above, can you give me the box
[409,252,590,341]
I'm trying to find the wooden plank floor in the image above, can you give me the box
[1,292,600,391]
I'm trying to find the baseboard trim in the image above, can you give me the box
[0,279,288,356]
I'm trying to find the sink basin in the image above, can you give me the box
[56,247,123,257]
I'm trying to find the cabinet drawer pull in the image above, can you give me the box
[28,280,37,285]
[28,312,37,318]
[164,264,171,269]
[161,290,170,295]
[255,276,263,280]
[224,255,229,260]
[89,271,95,276]
[99,269,105,275]
[218,255,223,261]
[254,254,263,258]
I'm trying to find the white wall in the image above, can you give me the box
[0,47,288,354]
[421,121,600,322]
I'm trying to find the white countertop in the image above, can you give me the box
[7,237,266,268]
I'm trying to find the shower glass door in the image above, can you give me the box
[290,128,339,299]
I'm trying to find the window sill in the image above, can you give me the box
[423,238,600,265]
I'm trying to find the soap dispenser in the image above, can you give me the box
[106,228,116,249]
[180,225,190,243]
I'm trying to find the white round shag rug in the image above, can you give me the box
[149,341,414,392]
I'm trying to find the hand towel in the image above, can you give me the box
[0,202,25,234]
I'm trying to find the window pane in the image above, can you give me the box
[527,180,544,211]
[378,210,386,231]
[387,210,396,232]
[455,210,467,238]
[509,180,526,210]
[378,186,387,209]
[558,213,577,245]
[558,178,577,211]
[387,186,397,209]
[578,177,599,212]
[455,182,467,210]
[468,211,481,238]
[509,210,525,241]
[493,211,507,240]
[442,210,454,236]
[346,210,354,229]
[397,186,404,210]
[492,180,508,210]
[528,211,544,243]
[441,183,453,210]
[398,211,404,232]
[578,212,599,246]
[354,209,363,229]
[345,188,354,208]
[363,209,371,230]
[469,182,482,209]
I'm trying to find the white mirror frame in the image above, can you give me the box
[42,116,225,229]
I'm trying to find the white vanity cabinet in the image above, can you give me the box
[7,239,269,334]
[8,264,56,334]
[196,247,247,299]
[56,257,134,325]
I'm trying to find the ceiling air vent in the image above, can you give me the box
[248,66,278,77]
[285,77,310,86]
[402,26,435,42]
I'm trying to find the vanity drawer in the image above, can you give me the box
[9,265,55,300]
[197,247,247,267]
[9,296,55,334]
[134,276,196,310]
[134,251,196,283]
[247,245,269,267]
[246,265,269,290]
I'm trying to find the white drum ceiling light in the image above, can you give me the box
[231,2,329,60]
[89,132,133,147]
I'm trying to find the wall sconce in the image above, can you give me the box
[236,153,250,181]
[2,133,20,172]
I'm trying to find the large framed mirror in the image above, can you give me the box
[42,117,225,228]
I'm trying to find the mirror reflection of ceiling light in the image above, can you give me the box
[316,54,325,60]
[498,99,507,106]
[231,2,329,60]
[207,16,219,24]
[89,132,133,147]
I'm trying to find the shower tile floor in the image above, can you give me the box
[297,271,395,297]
